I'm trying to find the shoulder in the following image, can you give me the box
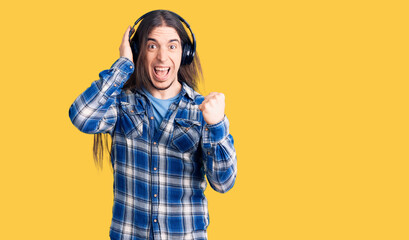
[116,88,147,112]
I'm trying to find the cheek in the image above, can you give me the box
[145,51,155,62]
[173,52,183,66]
[144,56,153,71]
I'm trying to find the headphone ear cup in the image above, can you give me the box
[181,43,193,65]
[130,38,139,63]
[181,43,188,65]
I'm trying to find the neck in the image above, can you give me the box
[146,81,182,100]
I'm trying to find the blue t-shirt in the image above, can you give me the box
[141,87,182,135]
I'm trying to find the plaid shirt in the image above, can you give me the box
[69,57,237,240]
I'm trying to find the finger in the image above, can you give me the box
[202,93,217,104]
[215,93,225,102]
[123,26,131,42]
[205,92,218,99]
[199,102,208,111]
[129,27,135,39]
[202,93,218,104]
[200,98,210,107]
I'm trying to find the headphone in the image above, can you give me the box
[128,10,196,65]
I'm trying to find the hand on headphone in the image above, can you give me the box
[119,26,135,63]
[198,92,226,125]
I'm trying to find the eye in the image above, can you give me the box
[170,45,177,50]
[148,44,157,49]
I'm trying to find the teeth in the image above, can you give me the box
[154,67,170,71]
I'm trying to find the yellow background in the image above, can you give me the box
[1,0,408,239]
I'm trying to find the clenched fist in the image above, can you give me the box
[198,92,225,125]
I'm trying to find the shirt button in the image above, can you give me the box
[205,128,208,131]
[114,84,117,87]
[207,151,211,155]
[150,116,154,120]
[154,219,157,223]
[130,65,133,69]
[154,194,157,198]
[154,167,157,171]
[153,142,157,145]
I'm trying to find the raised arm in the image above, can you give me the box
[68,57,134,134]
[69,26,135,135]
[198,92,237,193]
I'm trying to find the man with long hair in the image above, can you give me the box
[69,10,237,240]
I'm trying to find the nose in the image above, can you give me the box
[156,47,168,62]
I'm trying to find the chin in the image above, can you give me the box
[149,77,176,91]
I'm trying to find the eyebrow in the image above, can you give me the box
[147,38,180,43]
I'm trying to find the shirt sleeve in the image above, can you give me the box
[201,115,237,193]
[68,57,134,135]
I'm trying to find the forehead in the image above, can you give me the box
[147,26,180,42]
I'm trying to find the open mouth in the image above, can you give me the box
[153,67,170,80]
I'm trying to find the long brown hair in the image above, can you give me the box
[93,10,203,170]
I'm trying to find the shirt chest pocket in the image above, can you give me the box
[119,104,144,139]
[172,118,202,153]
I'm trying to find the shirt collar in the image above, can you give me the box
[135,81,196,103]
[180,81,196,102]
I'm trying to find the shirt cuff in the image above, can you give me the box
[203,115,229,144]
